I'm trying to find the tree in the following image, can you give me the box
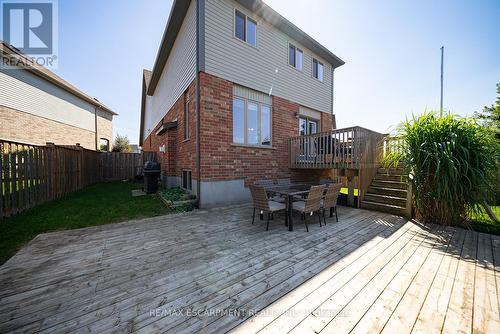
[112,134,132,153]
[475,83,500,142]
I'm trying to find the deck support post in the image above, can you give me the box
[347,176,354,207]
[405,182,413,219]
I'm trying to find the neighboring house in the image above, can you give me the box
[140,0,344,207]
[0,41,116,151]
[129,145,142,154]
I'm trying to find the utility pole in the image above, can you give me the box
[440,46,444,116]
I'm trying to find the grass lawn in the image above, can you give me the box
[0,181,175,265]
[469,205,500,236]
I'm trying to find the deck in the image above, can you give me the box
[0,206,498,333]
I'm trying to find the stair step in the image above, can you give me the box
[374,174,408,182]
[367,186,407,197]
[377,167,405,174]
[371,180,408,190]
[361,201,406,216]
[364,193,407,207]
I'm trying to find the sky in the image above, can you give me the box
[53,0,500,143]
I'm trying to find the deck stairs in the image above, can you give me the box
[361,165,409,216]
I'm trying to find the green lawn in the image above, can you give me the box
[469,206,500,235]
[0,182,175,264]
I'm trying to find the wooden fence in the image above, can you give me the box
[0,139,156,219]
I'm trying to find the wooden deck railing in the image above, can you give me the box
[382,135,406,158]
[289,126,384,170]
[289,126,385,205]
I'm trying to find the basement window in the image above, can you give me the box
[182,170,192,191]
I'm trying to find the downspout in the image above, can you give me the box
[331,67,336,129]
[195,0,201,206]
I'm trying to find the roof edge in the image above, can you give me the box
[147,0,192,95]
[235,0,345,68]
[0,41,118,115]
[139,69,152,145]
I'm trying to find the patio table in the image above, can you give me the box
[265,184,312,231]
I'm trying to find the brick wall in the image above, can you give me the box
[1,105,113,150]
[142,80,197,180]
[199,72,334,185]
[1,105,95,148]
[142,72,335,188]
[97,110,113,150]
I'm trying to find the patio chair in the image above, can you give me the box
[249,185,286,231]
[276,178,292,186]
[321,183,342,224]
[292,185,326,232]
[255,179,275,187]
[255,179,284,203]
[320,178,335,185]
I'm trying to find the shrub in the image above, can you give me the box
[112,134,132,153]
[384,112,499,225]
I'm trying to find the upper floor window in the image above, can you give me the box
[235,10,257,46]
[288,44,303,70]
[233,97,271,146]
[313,59,324,81]
[99,138,109,151]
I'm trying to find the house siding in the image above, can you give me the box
[0,68,98,132]
[0,68,113,149]
[143,0,197,142]
[204,0,333,114]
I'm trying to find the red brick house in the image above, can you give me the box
[140,0,346,208]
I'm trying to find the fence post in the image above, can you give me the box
[75,143,83,189]
[46,142,56,199]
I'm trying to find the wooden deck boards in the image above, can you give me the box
[0,205,498,333]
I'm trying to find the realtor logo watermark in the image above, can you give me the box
[1,0,58,69]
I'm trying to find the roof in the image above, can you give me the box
[147,0,192,96]
[143,69,152,90]
[147,0,345,95]
[139,69,153,145]
[0,41,117,115]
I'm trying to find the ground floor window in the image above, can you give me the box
[182,170,192,191]
[232,97,271,146]
[299,117,319,136]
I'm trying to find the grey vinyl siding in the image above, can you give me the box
[233,85,271,105]
[0,68,96,132]
[143,0,197,141]
[204,0,333,114]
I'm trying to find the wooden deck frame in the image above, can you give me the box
[0,206,498,333]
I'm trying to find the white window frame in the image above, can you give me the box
[182,169,192,191]
[299,116,320,135]
[234,9,257,47]
[312,58,324,82]
[232,97,272,146]
[288,43,303,71]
